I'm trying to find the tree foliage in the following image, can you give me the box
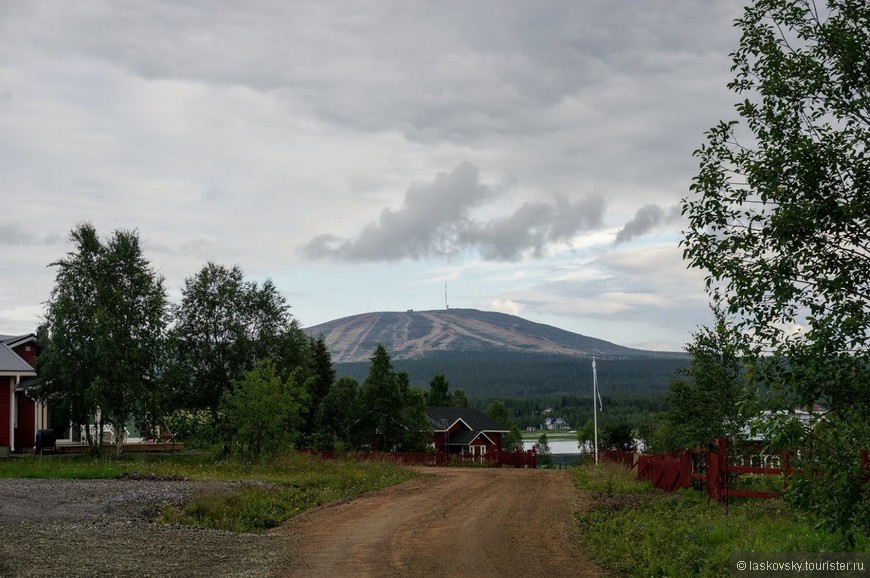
[425,373,469,407]
[534,433,553,467]
[426,373,452,407]
[683,0,870,411]
[485,400,523,451]
[220,360,308,462]
[315,376,360,450]
[683,0,870,543]
[601,423,634,451]
[38,225,103,442]
[333,354,687,399]
[169,262,309,427]
[356,345,431,451]
[302,335,335,443]
[39,224,168,456]
[653,310,748,452]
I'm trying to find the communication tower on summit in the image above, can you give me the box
[445,282,449,310]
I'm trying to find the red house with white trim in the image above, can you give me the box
[426,407,509,458]
[0,333,46,454]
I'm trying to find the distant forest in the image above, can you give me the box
[334,352,688,399]
[333,352,687,431]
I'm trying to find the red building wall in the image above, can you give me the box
[432,431,448,451]
[0,378,11,446]
[11,343,36,367]
[490,432,502,450]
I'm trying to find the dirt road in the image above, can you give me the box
[0,468,603,577]
[279,467,603,578]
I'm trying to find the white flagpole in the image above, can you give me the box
[593,356,599,466]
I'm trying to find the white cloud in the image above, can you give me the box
[491,298,524,317]
[300,162,606,262]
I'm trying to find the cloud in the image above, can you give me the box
[300,162,605,262]
[459,194,605,261]
[0,222,61,246]
[614,204,681,243]
[300,161,493,261]
[491,298,523,316]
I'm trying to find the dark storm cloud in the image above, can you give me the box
[300,163,605,262]
[614,204,681,244]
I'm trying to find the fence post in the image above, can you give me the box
[706,439,726,502]
[718,438,728,507]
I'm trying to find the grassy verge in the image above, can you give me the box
[1,451,417,533]
[574,462,869,577]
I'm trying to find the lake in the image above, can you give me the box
[523,439,586,454]
[523,439,589,467]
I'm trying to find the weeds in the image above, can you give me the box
[1,451,417,533]
[574,463,869,577]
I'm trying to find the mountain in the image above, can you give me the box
[303,308,686,363]
[304,309,689,398]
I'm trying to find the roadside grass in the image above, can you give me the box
[0,453,137,479]
[574,463,869,578]
[159,452,417,532]
[0,451,417,533]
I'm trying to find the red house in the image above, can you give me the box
[426,407,509,458]
[0,333,46,454]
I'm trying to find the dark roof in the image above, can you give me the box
[0,343,35,373]
[1,334,36,349]
[426,407,509,432]
[445,429,496,446]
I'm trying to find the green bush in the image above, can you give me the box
[574,464,869,577]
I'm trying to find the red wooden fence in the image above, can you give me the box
[602,439,870,503]
[601,449,636,470]
[706,437,782,501]
[636,451,693,492]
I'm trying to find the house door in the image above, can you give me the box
[15,396,36,450]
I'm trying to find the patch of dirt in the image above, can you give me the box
[278,467,605,577]
[0,468,605,577]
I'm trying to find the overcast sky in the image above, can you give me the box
[0,0,748,351]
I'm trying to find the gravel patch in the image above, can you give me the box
[0,479,292,578]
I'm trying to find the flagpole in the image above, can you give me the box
[593,356,599,466]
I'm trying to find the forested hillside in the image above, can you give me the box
[333,352,688,399]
